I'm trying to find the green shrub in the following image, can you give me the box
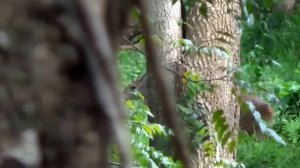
[238,5,300,168]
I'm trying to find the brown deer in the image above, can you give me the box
[123,76,274,136]
[240,95,274,135]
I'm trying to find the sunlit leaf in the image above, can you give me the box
[271,60,282,67]
[142,125,154,139]
[125,100,135,109]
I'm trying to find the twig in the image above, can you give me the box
[122,37,234,83]
[109,161,139,168]
[122,36,146,55]
[109,161,121,166]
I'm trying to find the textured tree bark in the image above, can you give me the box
[142,0,182,155]
[184,1,241,167]
[142,0,182,109]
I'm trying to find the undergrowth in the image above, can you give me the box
[238,5,300,168]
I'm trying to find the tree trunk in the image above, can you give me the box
[0,0,132,167]
[142,0,182,154]
[184,1,241,167]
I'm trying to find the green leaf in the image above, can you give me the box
[213,113,227,129]
[203,141,215,157]
[149,159,159,168]
[161,157,171,166]
[217,128,225,141]
[198,127,209,136]
[144,108,154,117]
[212,109,224,122]
[190,73,201,82]
[152,124,167,136]
[199,2,208,18]
[130,7,141,21]
[221,131,231,147]
[227,140,236,153]
[125,100,135,109]
[177,104,192,115]
[217,122,228,136]
[183,70,192,84]
[263,0,273,9]
[142,125,154,138]
[271,60,282,67]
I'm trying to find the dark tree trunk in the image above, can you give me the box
[0,0,132,167]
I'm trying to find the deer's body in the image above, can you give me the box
[124,76,274,136]
[240,95,274,135]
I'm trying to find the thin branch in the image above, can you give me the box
[109,161,139,168]
[122,37,234,83]
[74,0,132,167]
[109,161,122,167]
[122,36,147,55]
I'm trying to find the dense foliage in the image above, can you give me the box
[116,2,300,168]
[238,4,300,168]
[117,50,181,167]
